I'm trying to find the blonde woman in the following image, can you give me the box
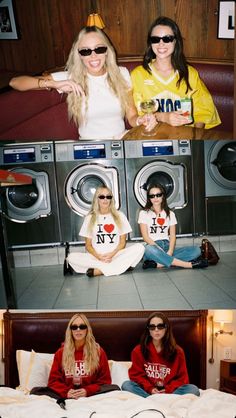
[48,313,116,398]
[66,186,144,277]
[9,26,156,139]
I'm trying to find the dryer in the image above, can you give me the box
[0,142,61,248]
[204,140,236,235]
[124,140,205,240]
[55,140,126,243]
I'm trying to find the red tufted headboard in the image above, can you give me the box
[3,310,207,390]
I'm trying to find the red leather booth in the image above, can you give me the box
[0,60,233,141]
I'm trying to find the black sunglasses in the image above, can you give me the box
[98,195,112,200]
[148,323,167,331]
[78,46,108,56]
[70,324,88,331]
[150,35,175,44]
[148,193,163,199]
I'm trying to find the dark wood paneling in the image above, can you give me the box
[0,0,234,76]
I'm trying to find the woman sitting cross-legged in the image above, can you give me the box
[122,311,200,397]
[66,185,144,277]
[31,313,119,399]
[138,183,208,270]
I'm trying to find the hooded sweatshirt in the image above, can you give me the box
[48,345,111,398]
[128,341,189,394]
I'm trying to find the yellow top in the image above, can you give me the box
[131,64,221,129]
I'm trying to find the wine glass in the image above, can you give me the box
[140,99,158,136]
[73,375,82,388]
[156,366,165,391]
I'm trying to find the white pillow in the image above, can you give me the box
[16,350,32,391]
[110,361,131,387]
[108,359,113,372]
[26,351,54,391]
[16,350,54,393]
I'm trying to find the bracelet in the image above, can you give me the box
[37,78,44,89]
[44,79,51,90]
[38,78,51,90]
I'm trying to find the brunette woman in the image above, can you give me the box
[138,183,208,269]
[122,312,200,397]
[131,16,221,129]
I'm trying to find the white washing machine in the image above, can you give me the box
[55,140,126,243]
[204,140,236,234]
[0,142,61,248]
[124,140,204,240]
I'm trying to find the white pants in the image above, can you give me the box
[67,243,145,276]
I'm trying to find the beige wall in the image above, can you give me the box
[207,310,236,389]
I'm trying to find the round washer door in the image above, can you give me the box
[134,160,186,208]
[208,141,236,189]
[5,168,51,222]
[65,163,120,216]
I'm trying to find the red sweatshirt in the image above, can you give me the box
[128,342,189,394]
[48,345,111,398]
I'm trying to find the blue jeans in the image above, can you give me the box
[144,239,201,268]
[122,380,200,397]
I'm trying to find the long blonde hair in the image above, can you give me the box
[62,313,100,376]
[65,26,131,126]
[88,186,122,232]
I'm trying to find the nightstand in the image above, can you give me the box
[220,360,236,395]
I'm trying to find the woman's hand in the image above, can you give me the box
[151,387,165,394]
[67,388,87,399]
[97,252,115,263]
[137,113,158,131]
[50,79,85,96]
[158,111,190,127]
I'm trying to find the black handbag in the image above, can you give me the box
[201,238,220,265]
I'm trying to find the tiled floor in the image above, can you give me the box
[1,251,236,309]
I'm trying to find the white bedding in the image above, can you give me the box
[0,387,236,418]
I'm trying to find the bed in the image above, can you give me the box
[1,309,236,418]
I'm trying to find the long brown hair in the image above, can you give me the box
[144,183,170,217]
[143,16,192,94]
[140,312,177,361]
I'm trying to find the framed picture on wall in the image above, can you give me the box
[0,0,19,40]
[217,0,235,39]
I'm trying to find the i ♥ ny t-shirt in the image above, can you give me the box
[79,212,132,254]
[138,209,177,241]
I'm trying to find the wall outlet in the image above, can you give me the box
[224,347,232,360]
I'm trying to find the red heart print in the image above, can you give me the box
[104,224,114,233]
[157,218,165,226]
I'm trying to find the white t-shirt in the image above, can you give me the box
[51,67,131,139]
[79,212,132,254]
[138,209,177,241]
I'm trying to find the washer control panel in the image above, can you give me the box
[0,143,53,164]
[124,140,191,158]
[111,141,123,159]
[178,140,191,155]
